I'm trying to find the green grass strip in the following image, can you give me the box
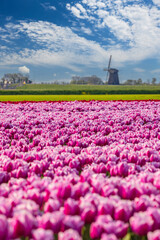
[0,94,160,101]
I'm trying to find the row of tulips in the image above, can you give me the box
[0,101,160,239]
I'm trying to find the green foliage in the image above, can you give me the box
[82,224,92,240]
[106,171,111,177]
[0,94,160,101]
[3,84,160,95]
[123,233,147,240]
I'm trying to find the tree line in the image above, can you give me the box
[70,76,158,85]
[123,78,157,85]
[0,73,158,86]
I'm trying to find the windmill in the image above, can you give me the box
[104,55,119,85]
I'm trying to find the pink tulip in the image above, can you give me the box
[12,210,37,238]
[58,229,82,240]
[130,212,154,236]
[39,211,64,234]
[64,198,80,215]
[44,199,61,213]
[148,230,160,240]
[81,204,97,224]
[32,228,54,240]
[103,220,128,238]
[101,233,118,240]
[0,215,9,240]
[62,215,84,233]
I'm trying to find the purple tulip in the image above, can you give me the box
[58,229,82,240]
[81,204,97,224]
[103,220,128,238]
[130,212,154,236]
[0,172,9,184]
[26,188,43,206]
[101,233,118,240]
[57,183,72,199]
[39,211,64,234]
[0,215,9,240]
[64,198,80,215]
[147,208,160,230]
[117,162,129,177]
[44,199,61,213]
[148,230,160,240]
[16,166,28,178]
[90,221,104,239]
[13,199,40,216]
[154,173,160,190]
[62,215,84,233]
[12,210,37,238]
[32,228,54,240]
[72,182,90,199]
[0,198,12,217]
[90,215,113,239]
[98,200,114,216]
[114,200,133,221]
[118,183,142,200]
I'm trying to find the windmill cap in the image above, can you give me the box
[109,68,119,72]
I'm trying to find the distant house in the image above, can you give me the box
[1,73,32,88]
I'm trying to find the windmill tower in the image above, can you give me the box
[104,55,119,85]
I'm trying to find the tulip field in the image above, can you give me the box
[1,100,160,239]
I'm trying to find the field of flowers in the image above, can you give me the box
[1,100,160,240]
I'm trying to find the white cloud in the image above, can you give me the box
[134,68,145,73]
[67,3,88,19]
[41,3,56,11]
[71,7,82,18]
[76,3,87,14]
[101,15,133,41]
[152,0,160,7]
[0,46,7,50]
[18,66,30,74]
[2,0,160,75]
[66,0,160,66]
[6,16,12,21]
[0,21,107,72]
[81,26,92,35]
[49,6,56,11]
[151,69,160,73]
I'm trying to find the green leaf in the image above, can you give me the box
[122,233,132,240]
[82,224,92,240]
[106,171,111,177]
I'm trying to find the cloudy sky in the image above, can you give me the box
[0,0,160,83]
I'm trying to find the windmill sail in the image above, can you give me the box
[108,55,112,70]
[106,55,112,82]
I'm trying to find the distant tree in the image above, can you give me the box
[152,77,157,85]
[146,79,151,85]
[123,78,143,85]
[70,76,81,84]
[70,75,104,85]
[137,78,143,85]
[123,79,136,85]
[53,80,59,84]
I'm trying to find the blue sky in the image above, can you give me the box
[0,0,160,83]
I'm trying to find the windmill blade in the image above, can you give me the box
[106,70,109,82]
[108,55,112,70]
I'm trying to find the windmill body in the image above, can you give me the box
[108,68,119,85]
[104,55,120,85]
